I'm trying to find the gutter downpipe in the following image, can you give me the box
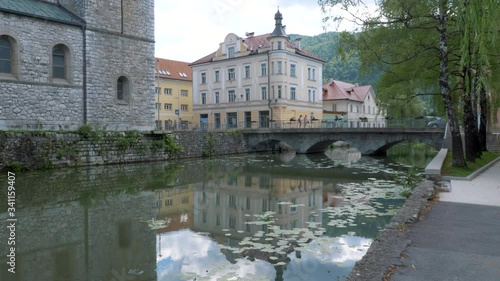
[82,25,87,124]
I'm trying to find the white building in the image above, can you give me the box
[322,79,385,128]
[190,10,325,129]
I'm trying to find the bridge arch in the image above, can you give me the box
[242,128,444,155]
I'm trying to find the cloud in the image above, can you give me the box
[154,0,332,62]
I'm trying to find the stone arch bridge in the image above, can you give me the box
[241,128,445,155]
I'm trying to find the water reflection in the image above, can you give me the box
[0,152,410,281]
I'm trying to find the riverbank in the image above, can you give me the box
[346,179,437,280]
[0,130,248,171]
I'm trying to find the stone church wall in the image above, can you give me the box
[0,12,85,130]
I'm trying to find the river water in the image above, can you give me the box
[0,148,431,281]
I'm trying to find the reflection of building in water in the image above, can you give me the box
[192,174,323,244]
[155,186,194,232]
[0,192,157,281]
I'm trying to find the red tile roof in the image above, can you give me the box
[323,79,373,102]
[155,58,192,81]
[190,33,325,66]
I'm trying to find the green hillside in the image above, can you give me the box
[290,32,380,86]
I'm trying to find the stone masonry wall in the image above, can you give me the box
[0,12,85,130]
[83,0,156,131]
[85,30,155,131]
[0,131,249,171]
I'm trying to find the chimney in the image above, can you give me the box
[355,83,359,87]
[295,38,301,50]
[245,32,254,37]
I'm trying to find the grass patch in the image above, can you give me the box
[442,151,500,177]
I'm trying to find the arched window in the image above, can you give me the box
[52,45,66,79]
[117,76,130,101]
[0,36,12,73]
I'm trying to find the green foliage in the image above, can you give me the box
[443,151,500,177]
[396,166,423,190]
[151,135,183,156]
[4,161,27,172]
[76,124,104,142]
[289,33,380,86]
[202,132,217,158]
[224,130,241,136]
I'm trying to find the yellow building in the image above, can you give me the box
[190,10,325,130]
[154,58,193,130]
[155,186,194,232]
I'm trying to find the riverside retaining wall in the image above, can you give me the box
[0,131,248,171]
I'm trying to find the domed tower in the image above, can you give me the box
[268,9,289,51]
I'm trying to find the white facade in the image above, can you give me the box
[191,11,324,130]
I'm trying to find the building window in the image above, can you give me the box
[228,46,235,58]
[277,61,282,74]
[278,85,282,98]
[246,197,251,210]
[181,104,188,111]
[306,89,316,102]
[0,36,12,74]
[290,87,296,100]
[271,62,274,75]
[229,216,236,228]
[182,196,189,204]
[155,87,161,94]
[312,68,316,80]
[260,63,267,76]
[155,103,161,110]
[216,214,221,226]
[350,104,353,112]
[228,68,235,81]
[261,86,267,100]
[164,103,172,110]
[214,113,221,129]
[332,104,337,111]
[215,91,220,104]
[214,70,220,82]
[228,90,236,103]
[165,199,173,206]
[244,65,250,78]
[277,41,282,50]
[117,76,129,101]
[245,88,250,101]
[290,64,296,77]
[164,88,172,95]
[201,72,206,84]
[181,90,188,96]
[307,67,316,80]
[229,195,236,208]
[52,45,67,79]
[201,92,206,104]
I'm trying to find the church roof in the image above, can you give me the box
[0,0,84,26]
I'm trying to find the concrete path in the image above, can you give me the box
[392,161,500,281]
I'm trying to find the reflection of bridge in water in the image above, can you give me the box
[242,128,445,155]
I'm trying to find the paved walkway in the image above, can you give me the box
[392,161,500,281]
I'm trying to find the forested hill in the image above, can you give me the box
[289,32,379,86]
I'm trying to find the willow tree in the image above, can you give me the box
[320,0,467,167]
[457,0,499,161]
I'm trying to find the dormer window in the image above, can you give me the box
[228,46,235,58]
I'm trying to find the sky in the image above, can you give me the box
[154,0,363,63]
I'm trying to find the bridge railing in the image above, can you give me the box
[184,118,433,132]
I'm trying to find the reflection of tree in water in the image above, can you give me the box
[387,141,437,168]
